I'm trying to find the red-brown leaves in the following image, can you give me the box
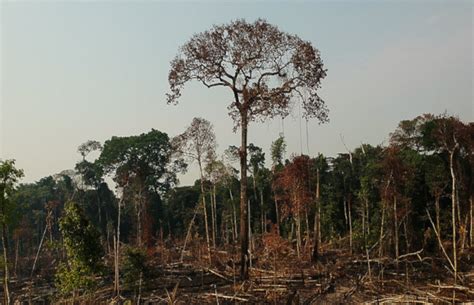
[276,155,313,218]
[167,19,328,127]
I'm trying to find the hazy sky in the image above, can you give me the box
[1,1,472,186]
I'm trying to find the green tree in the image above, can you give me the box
[0,159,24,304]
[56,201,103,297]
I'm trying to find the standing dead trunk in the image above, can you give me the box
[449,147,458,286]
[295,215,301,258]
[198,161,211,264]
[213,185,218,245]
[2,223,10,305]
[136,188,145,248]
[348,196,353,255]
[363,197,371,281]
[31,222,48,278]
[312,169,321,262]
[304,206,310,249]
[470,196,473,247]
[260,189,265,234]
[229,188,238,243]
[114,191,125,297]
[97,190,102,232]
[394,196,399,269]
[210,190,216,248]
[248,199,253,269]
[435,196,441,242]
[343,197,348,227]
[274,193,280,236]
[239,112,249,279]
[14,239,19,277]
[379,201,385,257]
[181,203,199,262]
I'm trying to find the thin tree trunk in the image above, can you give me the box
[348,196,353,255]
[260,189,265,234]
[304,205,310,250]
[31,222,48,278]
[343,197,348,227]
[229,188,237,243]
[449,148,457,287]
[114,193,124,296]
[379,202,385,257]
[2,222,10,305]
[274,193,280,236]
[470,195,473,247]
[136,190,143,247]
[210,189,216,248]
[181,203,199,262]
[97,189,102,231]
[213,185,218,245]
[435,196,441,241]
[14,239,19,277]
[295,215,301,258]
[198,162,211,264]
[394,196,399,269]
[366,196,370,238]
[239,112,249,279]
[461,215,468,253]
[248,199,252,269]
[312,169,320,262]
[363,198,371,281]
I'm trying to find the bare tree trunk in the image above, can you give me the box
[470,195,473,247]
[198,162,211,264]
[366,197,370,237]
[2,222,10,305]
[239,113,249,279]
[260,189,265,234]
[435,196,441,241]
[343,197,348,227]
[394,196,399,269]
[449,148,457,287]
[274,193,280,236]
[114,193,124,296]
[210,189,216,248]
[461,215,468,253]
[136,189,143,247]
[295,215,301,258]
[318,200,322,247]
[181,204,199,262]
[213,185,218,245]
[379,202,385,257]
[304,206,310,250]
[248,199,253,269]
[348,196,353,255]
[312,169,320,262]
[14,239,19,277]
[31,222,48,278]
[97,190,102,232]
[363,198,371,281]
[229,188,238,243]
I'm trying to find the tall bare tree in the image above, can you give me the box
[167,19,328,278]
[173,117,217,263]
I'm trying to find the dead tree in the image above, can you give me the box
[168,19,327,279]
[173,117,217,263]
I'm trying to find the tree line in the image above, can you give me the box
[0,113,472,301]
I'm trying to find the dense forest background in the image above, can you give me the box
[1,112,472,303]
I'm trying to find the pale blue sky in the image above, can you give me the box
[1,1,472,185]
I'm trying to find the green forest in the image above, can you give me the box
[1,19,473,304]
